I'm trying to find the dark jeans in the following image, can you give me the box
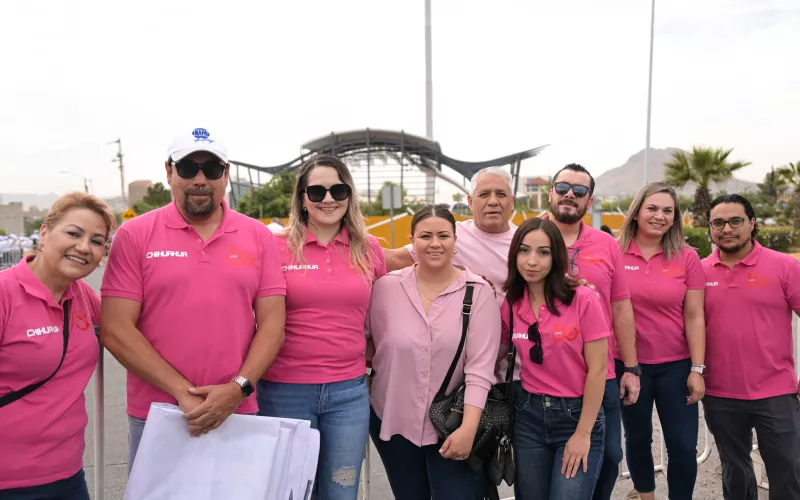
[369,408,484,500]
[704,394,800,500]
[0,470,89,500]
[592,378,623,500]
[512,383,605,500]
[616,358,698,499]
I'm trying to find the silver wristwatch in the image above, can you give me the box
[690,364,707,376]
[231,375,255,397]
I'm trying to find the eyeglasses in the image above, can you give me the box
[554,182,590,198]
[710,217,746,230]
[170,160,226,180]
[528,323,543,364]
[568,247,581,277]
[304,184,351,202]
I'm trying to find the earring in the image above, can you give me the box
[454,249,458,255]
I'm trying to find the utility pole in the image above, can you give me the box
[110,139,126,206]
[425,0,433,139]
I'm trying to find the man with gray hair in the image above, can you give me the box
[384,166,517,298]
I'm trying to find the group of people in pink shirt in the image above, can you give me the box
[1,128,799,500]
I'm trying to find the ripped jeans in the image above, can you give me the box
[257,376,369,500]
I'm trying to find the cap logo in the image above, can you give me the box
[192,128,215,144]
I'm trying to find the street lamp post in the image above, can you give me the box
[643,0,656,185]
[425,0,433,139]
[59,171,92,194]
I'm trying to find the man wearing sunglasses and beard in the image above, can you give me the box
[100,128,287,474]
[545,163,640,500]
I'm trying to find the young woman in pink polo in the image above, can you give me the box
[257,155,385,500]
[366,204,500,499]
[615,182,706,500]
[501,217,609,500]
[0,193,115,500]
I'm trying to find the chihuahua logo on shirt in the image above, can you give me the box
[705,282,719,287]
[226,246,255,267]
[746,273,769,288]
[27,325,60,337]
[624,265,639,271]
[551,323,580,343]
[511,332,529,340]
[146,250,188,259]
[282,264,319,271]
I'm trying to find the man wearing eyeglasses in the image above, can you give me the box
[702,194,800,500]
[546,163,640,500]
[100,128,287,474]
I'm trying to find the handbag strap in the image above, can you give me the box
[436,282,475,397]
[0,300,71,408]
[505,299,517,385]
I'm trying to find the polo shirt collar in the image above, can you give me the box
[707,240,762,267]
[12,255,77,306]
[513,286,538,325]
[164,199,237,233]
[304,225,350,247]
[625,239,664,259]
[541,215,590,249]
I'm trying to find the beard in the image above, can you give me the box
[550,199,587,224]
[183,187,216,218]
[717,236,750,254]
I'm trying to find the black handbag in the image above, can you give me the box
[428,285,517,480]
[0,301,71,408]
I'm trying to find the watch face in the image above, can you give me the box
[241,381,255,397]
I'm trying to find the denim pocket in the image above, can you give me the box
[514,389,530,411]
[566,406,604,429]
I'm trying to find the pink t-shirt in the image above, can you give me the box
[0,257,100,489]
[101,201,286,418]
[702,242,800,400]
[367,266,500,446]
[559,220,631,379]
[264,227,386,384]
[622,242,705,364]
[405,219,516,302]
[501,286,610,397]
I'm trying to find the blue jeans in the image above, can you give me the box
[616,359,698,499]
[592,378,623,500]
[512,384,605,500]
[257,376,369,500]
[128,415,147,476]
[0,470,89,500]
[369,408,484,499]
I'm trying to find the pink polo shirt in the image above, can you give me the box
[561,221,631,379]
[0,257,100,489]
[101,201,286,418]
[367,266,500,446]
[405,219,516,302]
[702,242,800,400]
[264,227,386,384]
[501,286,610,397]
[622,242,705,364]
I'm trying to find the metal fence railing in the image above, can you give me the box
[0,249,23,270]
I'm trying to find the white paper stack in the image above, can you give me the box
[123,403,319,500]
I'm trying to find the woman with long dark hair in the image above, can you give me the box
[501,217,608,500]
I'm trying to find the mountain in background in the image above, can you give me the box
[593,148,757,197]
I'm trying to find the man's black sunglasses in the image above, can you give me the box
[305,184,351,203]
[170,160,226,180]
[529,323,543,365]
[554,182,590,198]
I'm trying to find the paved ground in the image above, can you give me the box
[81,267,768,499]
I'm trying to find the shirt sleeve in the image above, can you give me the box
[370,237,388,280]
[0,284,7,345]
[609,244,632,302]
[100,227,144,302]
[257,226,287,298]
[500,299,511,345]
[404,243,419,264]
[463,283,502,409]
[578,288,612,343]
[684,248,706,290]
[783,257,800,314]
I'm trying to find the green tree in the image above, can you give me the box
[132,182,172,215]
[776,161,800,229]
[361,182,426,216]
[746,169,787,221]
[24,217,43,236]
[452,193,464,204]
[664,146,750,227]
[0,228,6,236]
[234,172,297,219]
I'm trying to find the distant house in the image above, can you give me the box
[524,177,550,210]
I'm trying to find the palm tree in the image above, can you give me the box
[776,161,800,229]
[664,146,751,227]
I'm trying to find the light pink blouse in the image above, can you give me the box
[367,265,501,446]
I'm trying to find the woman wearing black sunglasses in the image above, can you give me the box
[500,218,609,500]
[256,155,385,500]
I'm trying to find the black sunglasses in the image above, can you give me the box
[529,323,543,365]
[554,182,590,198]
[305,184,351,203]
[170,160,226,180]
[568,247,581,277]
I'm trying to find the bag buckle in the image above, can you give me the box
[462,303,472,315]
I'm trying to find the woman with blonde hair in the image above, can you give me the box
[257,154,386,500]
[0,192,115,499]
[615,181,706,500]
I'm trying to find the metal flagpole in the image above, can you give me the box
[425,0,433,139]
[643,0,656,184]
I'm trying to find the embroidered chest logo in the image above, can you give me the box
[282,264,319,271]
[661,264,683,277]
[582,253,606,266]
[624,265,639,271]
[511,332,529,340]
[746,273,769,288]
[146,250,188,259]
[72,312,91,331]
[705,282,719,287]
[226,246,255,267]
[551,323,580,343]
[27,325,60,337]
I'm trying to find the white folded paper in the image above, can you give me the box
[124,403,319,500]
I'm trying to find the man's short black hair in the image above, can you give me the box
[707,193,759,240]
[553,163,596,195]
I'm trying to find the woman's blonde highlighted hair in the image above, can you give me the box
[617,181,686,261]
[283,154,379,281]
[43,192,117,238]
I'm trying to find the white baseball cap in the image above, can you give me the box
[167,128,229,163]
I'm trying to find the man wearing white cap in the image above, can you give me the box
[100,128,287,473]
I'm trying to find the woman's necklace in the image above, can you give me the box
[417,267,455,302]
